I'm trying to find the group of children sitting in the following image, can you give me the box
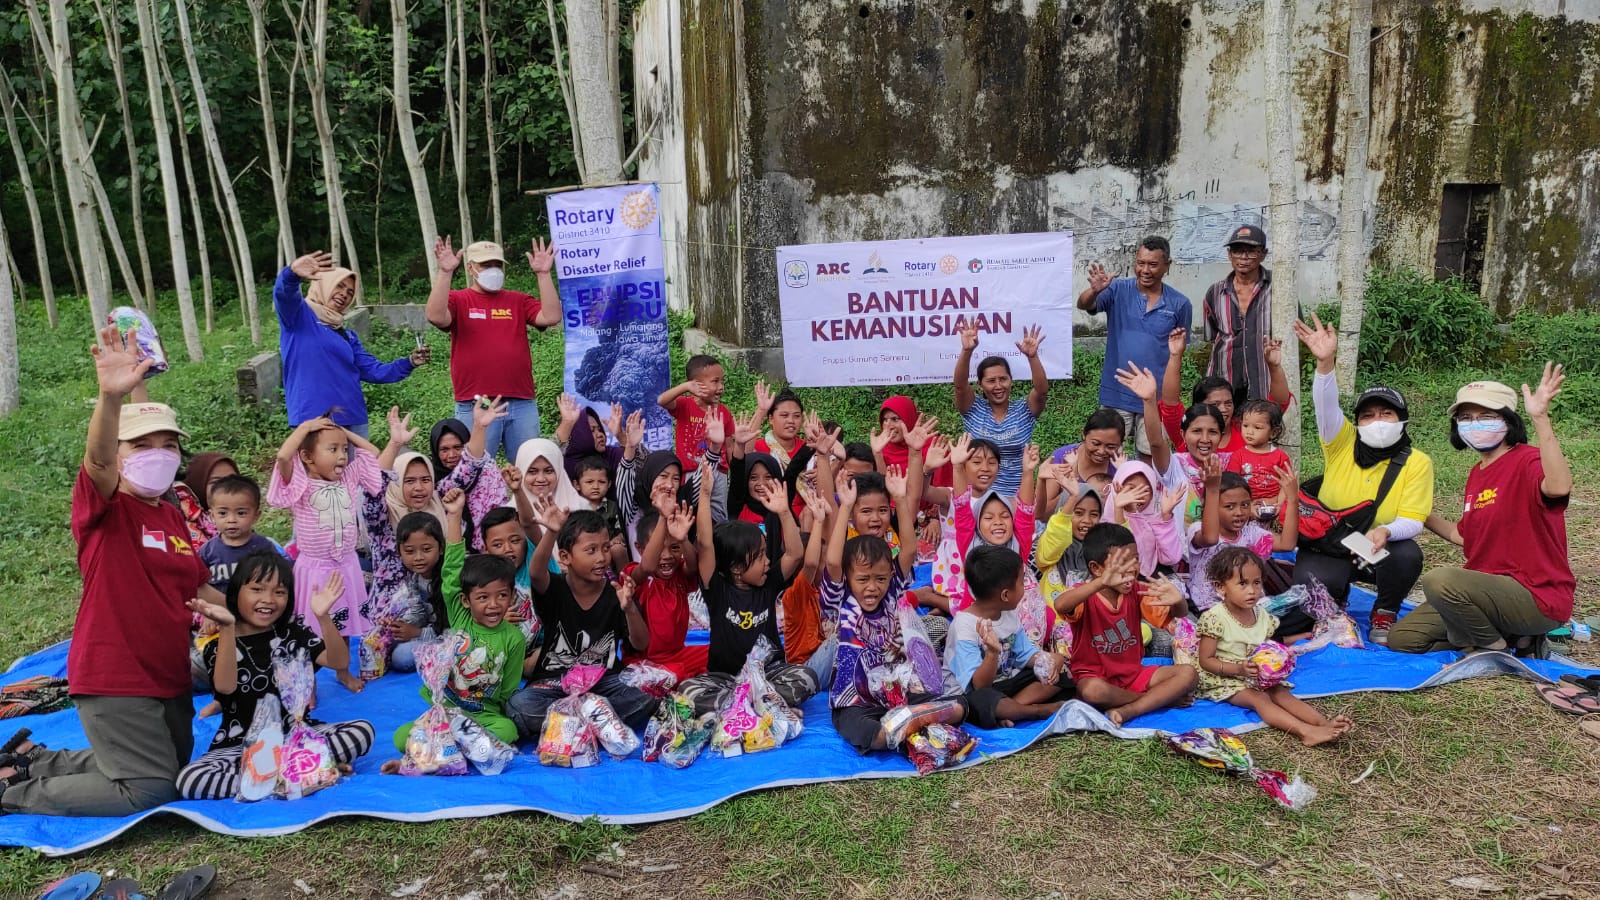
[172,350,1354,796]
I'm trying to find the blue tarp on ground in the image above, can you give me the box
[2,586,1593,855]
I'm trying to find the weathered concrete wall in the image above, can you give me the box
[635,0,1600,355]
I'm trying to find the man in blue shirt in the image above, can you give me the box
[1077,235,1192,456]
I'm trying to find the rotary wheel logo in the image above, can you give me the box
[967,258,984,273]
[938,254,959,275]
[618,190,658,229]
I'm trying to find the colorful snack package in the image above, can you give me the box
[1248,641,1296,690]
[538,662,606,767]
[449,711,515,776]
[1165,727,1317,811]
[709,682,758,758]
[642,693,715,768]
[107,306,169,377]
[618,661,678,699]
[1167,617,1199,666]
[897,596,946,695]
[358,628,392,681]
[235,693,283,803]
[580,694,641,759]
[880,698,966,750]
[271,649,340,799]
[904,723,978,775]
[399,637,470,776]
[866,663,915,708]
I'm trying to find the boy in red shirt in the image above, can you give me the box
[1055,523,1196,726]
[621,503,708,681]
[658,354,735,471]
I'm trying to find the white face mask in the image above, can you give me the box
[474,266,505,292]
[1357,420,1407,449]
[1458,420,1508,451]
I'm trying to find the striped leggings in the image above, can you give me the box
[177,719,375,800]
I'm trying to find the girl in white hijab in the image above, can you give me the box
[513,438,587,512]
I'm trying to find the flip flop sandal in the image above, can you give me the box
[37,873,101,900]
[1558,674,1600,694]
[1,728,32,755]
[1535,683,1600,715]
[155,865,216,900]
[95,879,145,900]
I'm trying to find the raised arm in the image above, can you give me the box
[1294,313,1346,444]
[1076,262,1112,312]
[1017,325,1049,416]
[276,252,334,328]
[953,319,979,414]
[276,416,335,484]
[1272,463,1299,552]
[885,464,919,578]
[796,486,829,585]
[824,475,858,583]
[632,502,671,587]
[1116,361,1171,473]
[1195,454,1224,549]
[695,458,717,586]
[1161,327,1186,405]
[1264,337,1291,407]
[425,237,461,329]
[553,394,582,448]
[525,496,568,595]
[308,572,352,672]
[527,237,562,328]
[754,479,804,581]
[187,597,237,695]
[85,326,155,498]
[1523,362,1572,500]
[377,407,417,470]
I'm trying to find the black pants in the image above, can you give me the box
[1281,538,1423,638]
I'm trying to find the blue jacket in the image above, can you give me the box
[274,267,413,427]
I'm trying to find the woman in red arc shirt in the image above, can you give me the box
[1389,365,1573,656]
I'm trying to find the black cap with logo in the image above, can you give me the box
[1355,386,1409,418]
[1225,224,1268,248]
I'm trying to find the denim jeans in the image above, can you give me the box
[454,397,540,463]
[345,420,370,441]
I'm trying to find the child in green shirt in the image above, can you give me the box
[388,489,526,755]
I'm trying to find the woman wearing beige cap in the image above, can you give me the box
[0,327,229,817]
[1388,364,1574,659]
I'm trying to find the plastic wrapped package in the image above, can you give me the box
[1165,727,1316,811]
[398,637,470,776]
[744,649,804,746]
[710,637,803,757]
[235,694,283,803]
[904,723,978,775]
[1248,641,1296,690]
[271,649,341,799]
[880,699,965,750]
[1167,617,1199,666]
[618,661,678,699]
[642,693,717,769]
[1298,577,1342,624]
[107,306,169,377]
[866,663,917,709]
[581,694,641,759]
[897,596,946,695]
[449,712,515,776]
[537,663,608,768]
[358,628,392,681]
[1257,584,1308,619]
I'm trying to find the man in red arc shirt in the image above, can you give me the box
[426,235,561,461]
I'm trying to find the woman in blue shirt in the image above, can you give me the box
[953,319,1049,497]
[276,251,429,438]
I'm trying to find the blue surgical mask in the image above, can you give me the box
[1458,420,1508,451]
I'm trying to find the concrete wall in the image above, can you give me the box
[634,0,1600,357]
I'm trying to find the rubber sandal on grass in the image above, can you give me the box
[95,879,144,900]
[36,873,100,900]
[155,865,216,900]
[1535,682,1600,715]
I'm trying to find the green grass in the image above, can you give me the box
[2,282,1599,898]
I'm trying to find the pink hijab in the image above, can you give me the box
[1108,461,1184,577]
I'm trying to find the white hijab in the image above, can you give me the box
[513,438,586,512]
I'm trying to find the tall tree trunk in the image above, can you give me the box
[3,238,23,304]
[443,0,473,244]
[85,150,148,310]
[42,0,114,329]
[22,37,81,297]
[478,0,501,243]
[1263,0,1302,463]
[131,0,202,360]
[162,49,214,333]
[308,0,362,300]
[92,0,156,304]
[391,0,439,280]
[171,0,261,343]
[0,68,57,326]
[1336,0,1374,389]
[248,0,295,269]
[0,211,19,416]
[544,0,583,183]
[565,0,623,183]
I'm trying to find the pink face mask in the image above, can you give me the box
[121,447,181,498]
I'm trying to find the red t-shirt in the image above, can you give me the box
[621,562,707,681]
[1067,585,1147,689]
[1459,444,1574,622]
[68,467,210,698]
[445,288,545,401]
[671,396,735,472]
[1226,446,1292,502]
[1160,395,1294,454]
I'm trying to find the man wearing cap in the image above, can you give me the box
[1078,234,1193,455]
[426,234,561,461]
[0,327,226,817]
[1289,313,1436,645]
[1202,224,1273,402]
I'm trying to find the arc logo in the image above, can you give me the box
[783,259,810,288]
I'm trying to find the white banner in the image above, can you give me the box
[775,232,1074,387]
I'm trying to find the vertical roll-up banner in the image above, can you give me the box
[547,183,672,448]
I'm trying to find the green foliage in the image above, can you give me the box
[1358,268,1500,372]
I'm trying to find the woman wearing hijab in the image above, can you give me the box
[512,439,587,513]
[429,414,508,552]
[1289,314,1435,644]
[275,250,428,438]
[554,394,624,480]
[169,452,239,545]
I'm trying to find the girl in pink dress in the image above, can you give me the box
[268,415,382,692]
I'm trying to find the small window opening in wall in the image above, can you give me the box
[859,4,870,17]
[1434,183,1498,290]
[964,7,975,21]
